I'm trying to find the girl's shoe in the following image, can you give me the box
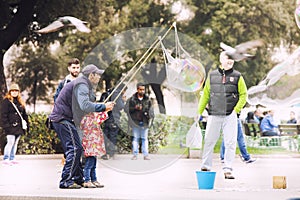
[92,181,104,188]
[83,181,96,188]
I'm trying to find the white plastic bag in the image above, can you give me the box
[186,121,202,148]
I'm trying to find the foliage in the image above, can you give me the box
[17,113,63,154]
[117,113,194,154]
[182,0,300,88]
[7,43,61,109]
[2,112,194,155]
[0,0,106,105]
[2,112,298,155]
[1,0,300,112]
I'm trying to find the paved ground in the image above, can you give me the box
[0,154,300,200]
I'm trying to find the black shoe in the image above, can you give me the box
[224,172,235,179]
[245,158,257,164]
[75,180,84,187]
[60,182,82,189]
[201,167,210,171]
[101,155,108,160]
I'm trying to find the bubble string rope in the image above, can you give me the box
[102,22,177,103]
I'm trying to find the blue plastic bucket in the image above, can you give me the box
[196,171,216,190]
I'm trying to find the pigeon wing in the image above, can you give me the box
[220,42,236,54]
[35,20,64,34]
[62,16,91,33]
[234,40,264,54]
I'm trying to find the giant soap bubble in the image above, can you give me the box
[295,0,300,29]
[83,26,212,174]
[247,47,300,107]
[295,6,300,29]
[166,57,206,92]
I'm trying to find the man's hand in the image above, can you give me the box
[105,101,115,112]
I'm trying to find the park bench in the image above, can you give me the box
[243,123,300,151]
[278,124,300,151]
[243,122,281,147]
[278,124,300,136]
[243,123,260,137]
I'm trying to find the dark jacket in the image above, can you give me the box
[208,68,240,115]
[53,78,71,102]
[126,93,154,127]
[0,98,28,136]
[50,75,106,126]
[49,82,74,123]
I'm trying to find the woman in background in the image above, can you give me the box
[1,83,29,165]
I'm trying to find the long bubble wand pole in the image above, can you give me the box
[103,22,176,103]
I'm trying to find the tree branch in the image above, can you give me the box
[0,0,37,53]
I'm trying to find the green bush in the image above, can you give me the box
[116,112,194,154]
[18,113,63,154]
[14,112,194,155]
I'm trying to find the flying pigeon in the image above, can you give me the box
[220,40,264,61]
[35,16,91,34]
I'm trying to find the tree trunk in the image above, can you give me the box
[0,0,37,154]
[0,54,7,103]
[0,0,37,101]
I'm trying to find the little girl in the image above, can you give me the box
[80,111,108,188]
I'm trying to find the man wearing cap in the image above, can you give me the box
[49,64,115,189]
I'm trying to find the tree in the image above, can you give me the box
[181,0,299,87]
[0,0,37,102]
[0,0,106,106]
[7,43,60,111]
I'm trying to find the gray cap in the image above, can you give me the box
[82,64,104,75]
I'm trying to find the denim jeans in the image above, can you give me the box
[52,120,83,188]
[3,135,20,161]
[220,118,250,161]
[132,126,149,156]
[84,156,97,182]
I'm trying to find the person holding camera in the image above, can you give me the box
[126,83,154,160]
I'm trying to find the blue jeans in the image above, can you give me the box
[132,126,149,156]
[52,120,84,188]
[220,118,250,161]
[84,156,97,182]
[3,135,20,161]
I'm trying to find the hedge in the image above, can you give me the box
[0,112,194,155]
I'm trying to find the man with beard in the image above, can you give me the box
[53,58,81,165]
[127,83,154,160]
[54,58,81,102]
